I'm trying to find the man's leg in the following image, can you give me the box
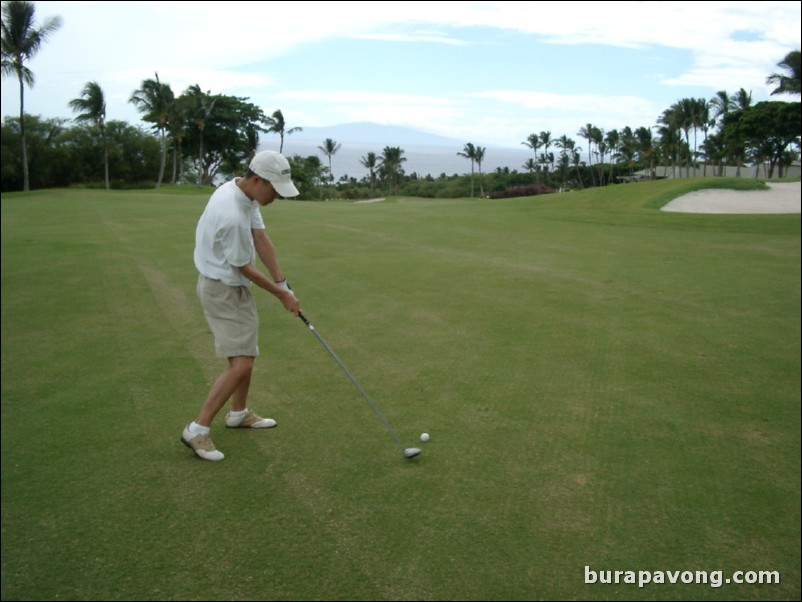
[229,358,253,413]
[224,356,277,429]
[195,356,254,426]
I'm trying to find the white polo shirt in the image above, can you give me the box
[194,179,266,286]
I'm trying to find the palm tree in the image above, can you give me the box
[521,133,541,184]
[69,81,109,189]
[723,88,752,171]
[722,88,753,177]
[604,129,620,183]
[539,131,552,173]
[618,126,638,179]
[577,123,598,186]
[184,84,218,185]
[318,138,341,196]
[474,146,486,197]
[766,49,801,97]
[379,146,406,194]
[591,127,605,185]
[130,73,174,188]
[670,99,698,177]
[634,126,655,179]
[678,97,710,176]
[1,0,62,191]
[457,142,477,197]
[709,90,731,124]
[708,90,733,177]
[266,109,302,153]
[571,147,583,188]
[167,97,190,184]
[731,88,753,111]
[522,158,537,174]
[359,151,379,196]
[553,135,571,189]
[656,107,683,178]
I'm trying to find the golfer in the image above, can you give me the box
[182,150,301,461]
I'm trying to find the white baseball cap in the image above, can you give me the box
[249,150,300,197]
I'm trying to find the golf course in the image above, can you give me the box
[1,178,799,600]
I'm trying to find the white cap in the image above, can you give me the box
[249,150,299,197]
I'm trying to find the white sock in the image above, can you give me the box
[229,408,248,418]
[188,421,210,435]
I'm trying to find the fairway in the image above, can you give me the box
[1,180,800,601]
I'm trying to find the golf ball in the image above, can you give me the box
[420,433,430,442]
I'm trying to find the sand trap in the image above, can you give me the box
[661,182,801,214]
[354,197,386,204]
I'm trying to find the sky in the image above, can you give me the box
[2,0,800,149]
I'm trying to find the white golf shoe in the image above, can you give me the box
[224,410,277,429]
[181,426,225,461]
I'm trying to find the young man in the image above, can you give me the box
[182,150,301,461]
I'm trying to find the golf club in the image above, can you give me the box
[299,312,421,460]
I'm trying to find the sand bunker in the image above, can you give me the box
[661,182,800,214]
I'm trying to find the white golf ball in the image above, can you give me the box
[420,433,430,442]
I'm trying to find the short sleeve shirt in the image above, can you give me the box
[194,179,264,286]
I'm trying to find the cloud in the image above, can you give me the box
[274,87,664,146]
[8,1,800,147]
[277,89,462,132]
[351,31,468,46]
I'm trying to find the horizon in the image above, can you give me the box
[2,1,799,149]
[259,125,538,180]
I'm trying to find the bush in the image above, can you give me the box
[488,183,556,199]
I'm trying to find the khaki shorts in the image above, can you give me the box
[197,275,260,358]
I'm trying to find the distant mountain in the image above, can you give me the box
[258,121,534,179]
[287,122,469,148]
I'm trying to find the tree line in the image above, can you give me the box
[2,1,800,197]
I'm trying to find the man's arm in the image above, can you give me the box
[239,262,300,315]
[252,228,284,283]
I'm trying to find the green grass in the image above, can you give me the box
[2,179,800,601]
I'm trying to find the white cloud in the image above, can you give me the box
[6,1,799,147]
[351,31,468,45]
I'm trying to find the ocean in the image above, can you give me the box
[266,139,536,181]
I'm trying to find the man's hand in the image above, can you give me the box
[279,291,300,316]
[276,280,299,314]
[276,279,296,298]
[237,265,300,315]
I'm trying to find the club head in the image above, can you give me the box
[404,447,422,459]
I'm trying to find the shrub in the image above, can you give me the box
[488,183,556,199]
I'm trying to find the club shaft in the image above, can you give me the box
[299,313,405,451]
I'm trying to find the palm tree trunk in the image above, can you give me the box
[157,130,166,188]
[684,133,691,178]
[18,73,30,191]
[103,136,110,190]
[176,136,184,183]
[597,150,604,186]
[198,141,203,183]
[328,157,333,199]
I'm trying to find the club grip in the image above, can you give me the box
[298,312,311,326]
